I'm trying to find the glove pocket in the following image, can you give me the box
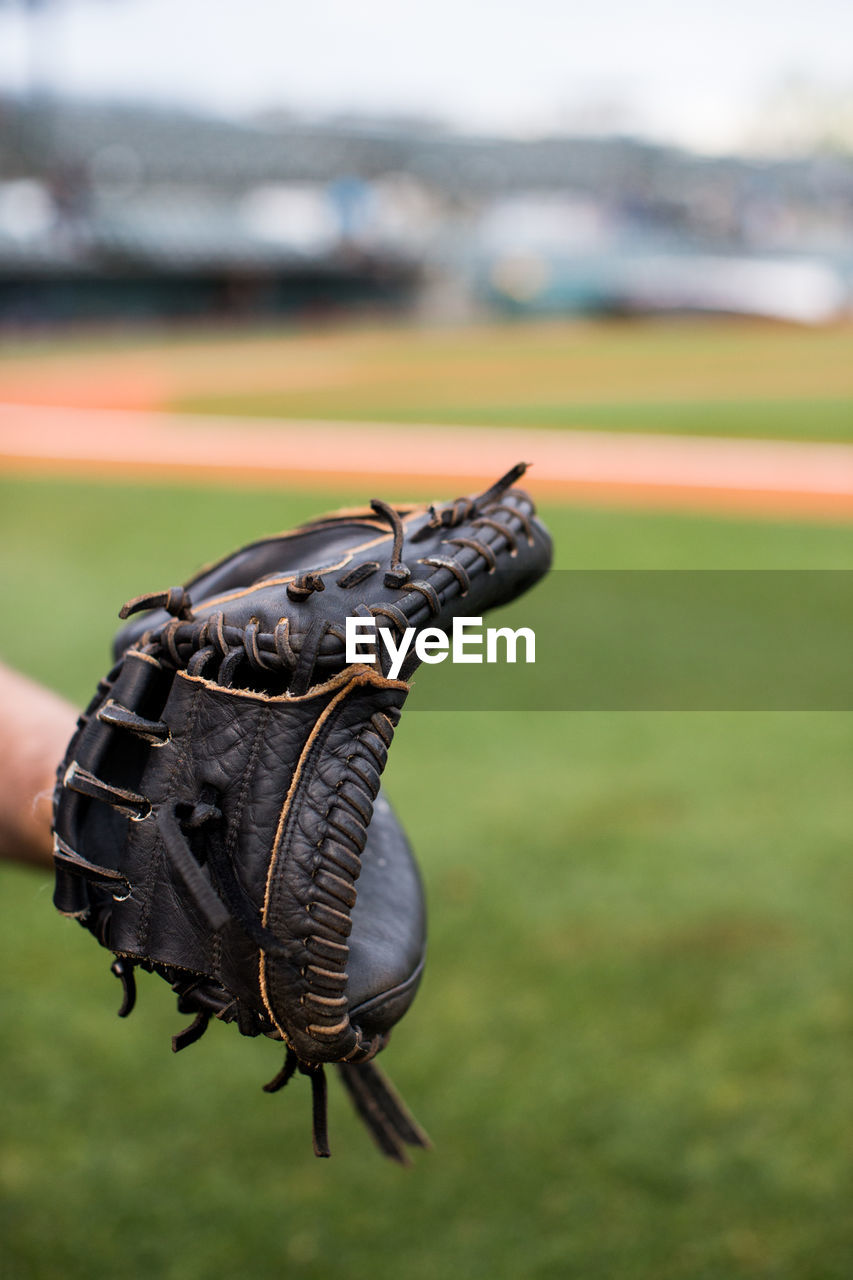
[106,667,410,1050]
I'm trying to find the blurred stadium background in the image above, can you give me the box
[2,2,853,1278]
[1,1,853,325]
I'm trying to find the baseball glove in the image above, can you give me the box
[53,463,552,1161]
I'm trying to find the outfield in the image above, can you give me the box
[2,319,853,1280]
[0,317,851,442]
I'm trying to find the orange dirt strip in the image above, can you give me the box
[2,403,853,521]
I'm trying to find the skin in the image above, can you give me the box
[0,662,78,870]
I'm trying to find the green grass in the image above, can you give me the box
[167,318,853,441]
[417,395,853,442]
[2,474,853,1279]
[175,393,853,443]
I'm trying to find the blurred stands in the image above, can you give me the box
[0,94,852,325]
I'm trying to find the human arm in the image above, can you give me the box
[0,661,77,870]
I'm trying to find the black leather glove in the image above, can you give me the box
[52,464,552,1161]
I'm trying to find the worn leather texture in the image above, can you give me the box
[52,465,552,1161]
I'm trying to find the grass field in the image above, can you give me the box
[2,460,853,1280]
[1,317,852,1279]
[1,317,852,441]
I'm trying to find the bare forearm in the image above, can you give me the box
[0,662,78,870]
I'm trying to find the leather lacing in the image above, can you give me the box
[123,461,536,695]
[263,1047,430,1162]
[297,708,396,1059]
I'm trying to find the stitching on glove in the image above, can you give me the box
[259,674,400,1062]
